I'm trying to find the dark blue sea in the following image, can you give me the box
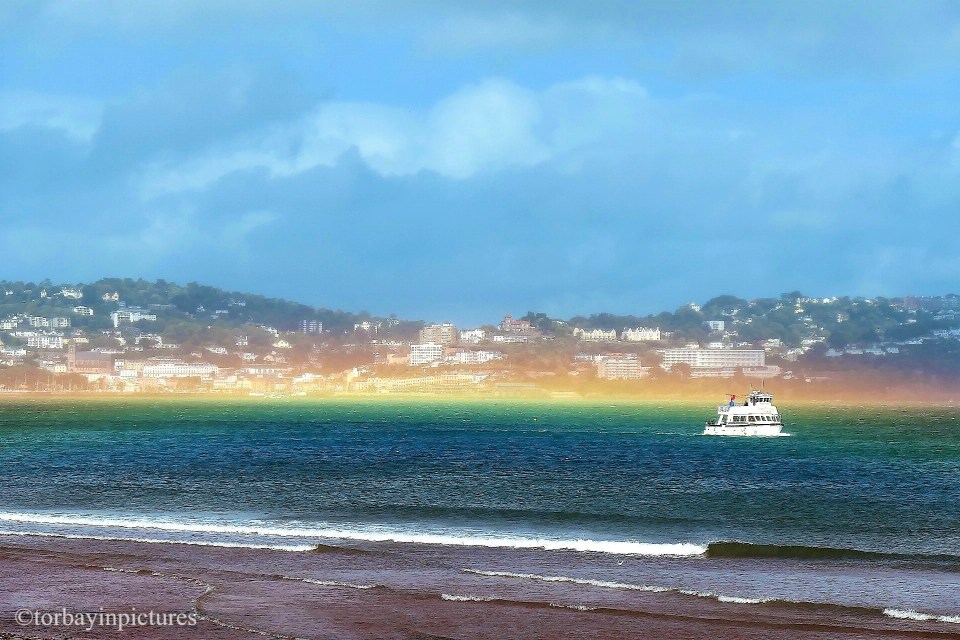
[0,397,958,624]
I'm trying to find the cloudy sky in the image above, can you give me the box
[3,1,960,323]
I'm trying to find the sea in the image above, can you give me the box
[0,397,958,627]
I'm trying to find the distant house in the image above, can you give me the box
[110,310,157,328]
[704,320,726,333]
[500,314,533,334]
[59,288,84,300]
[621,327,661,341]
[459,329,487,344]
[574,328,618,342]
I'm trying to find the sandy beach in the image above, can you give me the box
[0,535,955,640]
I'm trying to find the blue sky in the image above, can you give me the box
[2,1,960,324]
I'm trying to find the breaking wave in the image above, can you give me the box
[0,511,704,556]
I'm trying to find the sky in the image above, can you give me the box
[2,1,960,324]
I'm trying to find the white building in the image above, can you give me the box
[50,317,71,328]
[596,353,643,380]
[27,316,50,328]
[704,320,726,333]
[72,306,94,316]
[142,362,220,379]
[660,345,765,372]
[409,343,444,366]
[459,329,487,344]
[300,320,323,334]
[446,349,504,365]
[575,328,618,342]
[621,327,661,341]
[111,310,157,328]
[354,320,379,334]
[492,334,529,344]
[60,288,84,300]
[419,323,458,345]
[27,335,64,349]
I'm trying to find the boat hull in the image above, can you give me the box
[703,423,783,437]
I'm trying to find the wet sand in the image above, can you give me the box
[0,536,956,639]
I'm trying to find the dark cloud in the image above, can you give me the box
[2,2,960,322]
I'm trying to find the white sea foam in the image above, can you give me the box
[715,595,769,604]
[441,594,496,602]
[0,511,706,556]
[0,529,314,552]
[549,602,597,611]
[884,609,960,624]
[280,576,379,590]
[467,569,768,604]
[464,569,668,592]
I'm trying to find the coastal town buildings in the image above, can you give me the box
[110,309,157,328]
[621,327,661,341]
[500,314,532,333]
[574,328,618,342]
[446,349,504,365]
[141,362,220,379]
[596,353,644,380]
[419,323,458,345]
[67,346,114,374]
[300,320,323,334]
[26,335,64,349]
[459,329,487,344]
[660,345,765,376]
[409,343,444,366]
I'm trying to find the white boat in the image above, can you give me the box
[703,390,784,437]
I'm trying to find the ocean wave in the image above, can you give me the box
[883,609,960,624]
[441,594,496,602]
[0,529,314,552]
[705,540,960,564]
[465,569,768,604]
[464,569,668,592]
[0,511,705,556]
[467,569,960,622]
[549,602,597,611]
[706,541,888,561]
[278,576,380,590]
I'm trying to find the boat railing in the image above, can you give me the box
[717,405,730,413]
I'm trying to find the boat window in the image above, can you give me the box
[748,415,756,422]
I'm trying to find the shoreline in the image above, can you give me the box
[0,534,956,639]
